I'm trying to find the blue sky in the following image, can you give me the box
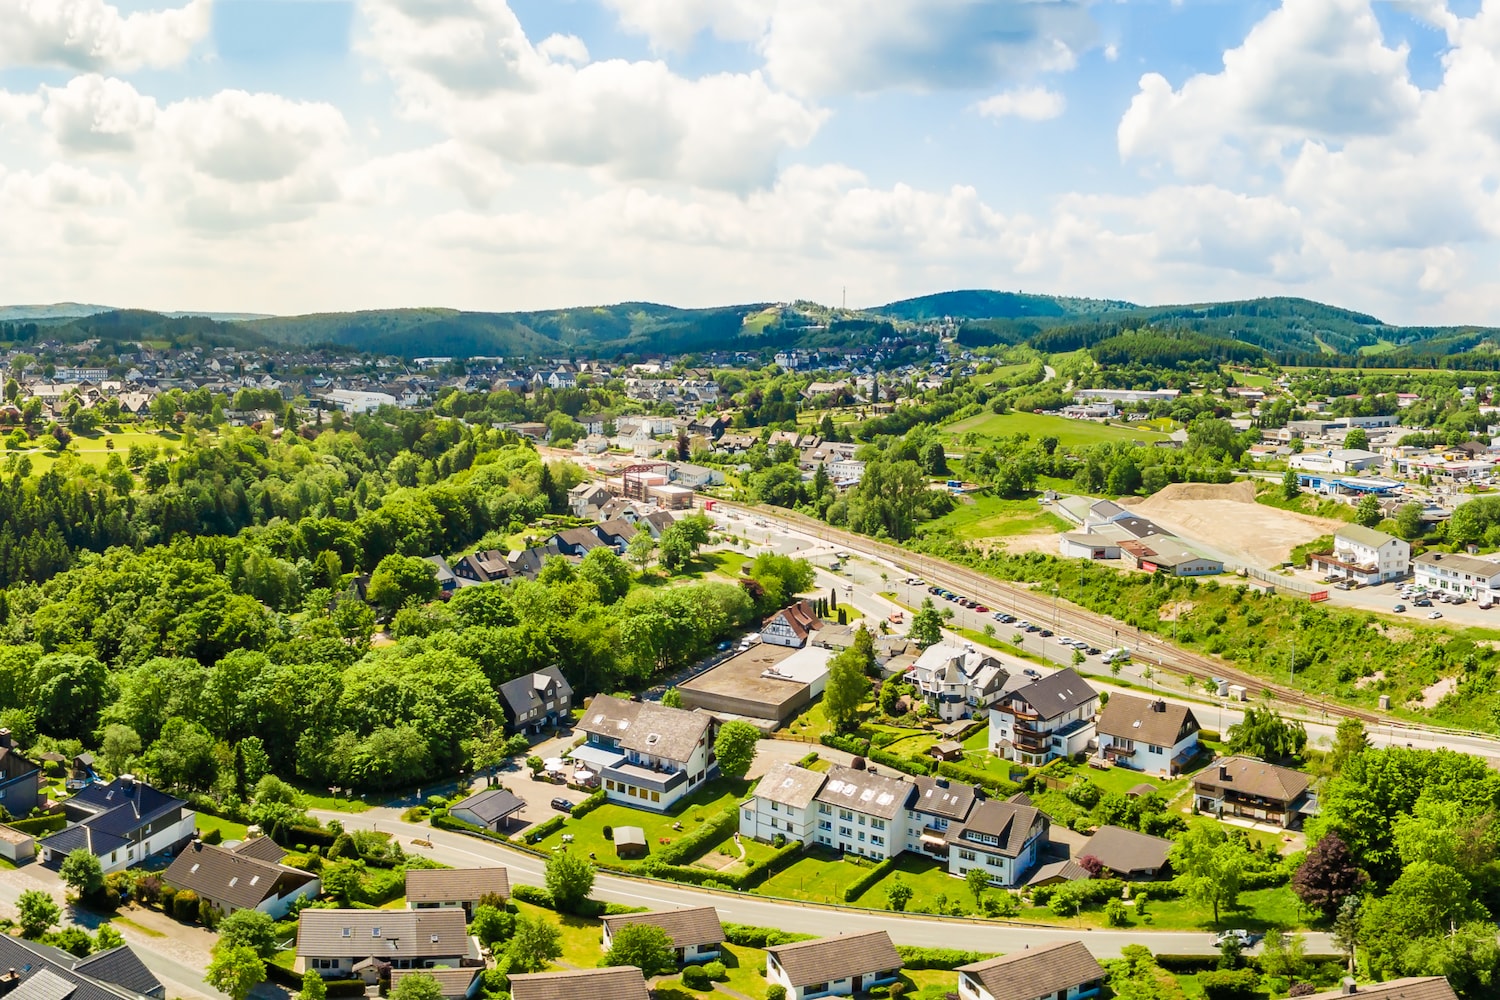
[1,0,1499,324]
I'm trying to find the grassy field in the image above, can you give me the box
[917,494,1071,541]
[1255,488,1358,523]
[1020,885,1305,932]
[782,698,835,742]
[971,363,1040,387]
[196,813,250,841]
[655,942,770,998]
[512,900,605,968]
[753,846,889,904]
[3,427,186,475]
[530,779,748,860]
[295,783,373,813]
[944,410,1170,449]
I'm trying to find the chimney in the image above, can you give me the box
[119,773,136,788]
[1218,764,1229,782]
[192,837,202,852]
[1152,699,1166,713]
[0,729,10,749]
[0,970,19,998]
[1340,977,1357,995]
[935,777,949,789]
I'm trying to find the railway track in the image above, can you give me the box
[721,499,1393,728]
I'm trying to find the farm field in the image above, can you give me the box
[918,494,1071,542]
[944,410,1170,449]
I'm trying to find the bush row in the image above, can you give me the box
[869,747,934,776]
[523,816,566,844]
[273,824,336,850]
[895,947,995,970]
[636,836,805,892]
[510,882,639,918]
[570,790,608,818]
[820,734,871,756]
[654,808,738,866]
[842,854,901,903]
[5,814,66,835]
[723,923,817,948]
[935,761,1020,797]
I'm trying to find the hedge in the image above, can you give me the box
[654,808,737,865]
[820,733,871,757]
[326,981,370,997]
[511,883,639,918]
[935,761,1020,797]
[431,813,509,843]
[869,747,933,777]
[265,963,303,989]
[724,924,817,948]
[841,854,901,903]
[1196,968,1260,1000]
[570,790,608,818]
[6,814,66,836]
[275,824,336,849]
[524,816,567,845]
[896,947,996,970]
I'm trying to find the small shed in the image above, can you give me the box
[928,740,965,763]
[1126,784,1158,798]
[0,824,34,863]
[614,826,648,859]
[450,788,526,832]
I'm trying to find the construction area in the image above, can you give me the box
[1122,481,1345,569]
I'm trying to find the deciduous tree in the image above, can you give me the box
[603,922,678,977]
[713,721,760,779]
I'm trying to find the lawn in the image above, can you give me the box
[917,494,1071,541]
[2,427,187,476]
[782,698,835,742]
[684,827,782,876]
[295,783,373,813]
[656,942,770,998]
[753,846,885,905]
[530,779,750,862]
[512,900,604,968]
[897,969,963,1000]
[943,410,1170,449]
[863,854,966,910]
[196,813,250,841]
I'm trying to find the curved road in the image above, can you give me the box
[318,807,1330,959]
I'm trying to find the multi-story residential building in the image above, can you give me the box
[988,668,1099,766]
[943,798,1048,888]
[1192,756,1315,830]
[1413,551,1500,602]
[739,762,826,844]
[38,775,196,874]
[908,643,1010,722]
[498,667,574,735]
[903,776,976,864]
[576,696,716,812]
[958,941,1105,1000]
[1309,526,1411,585]
[811,765,908,860]
[1095,695,1201,778]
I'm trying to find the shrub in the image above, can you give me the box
[703,962,727,982]
[895,947,993,970]
[571,790,608,818]
[172,889,200,923]
[1197,969,1261,1000]
[842,855,901,903]
[200,827,223,846]
[724,924,817,948]
[682,965,711,990]
[159,885,176,914]
[603,826,614,841]
[525,816,567,844]
[1103,899,1129,927]
[766,987,787,1000]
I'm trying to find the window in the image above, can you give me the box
[857,815,865,826]
[771,802,779,812]
[1149,745,1163,755]
[839,826,852,837]
[958,849,976,861]
[819,821,831,832]
[372,927,382,938]
[872,819,885,831]
[315,959,340,971]
[857,831,865,842]
[651,791,661,802]
[871,835,884,847]
[986,855,1002,867]
[840,809,852,821]
[819,804,831,815]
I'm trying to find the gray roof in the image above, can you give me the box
[405,867,510,904]
[946,799,1046,858]
[1299,979,1455,1000]
[1413,551,1500,579]
[1097,694,1200,747]
[451,788,525,825]
[753,763,826,810]
[1025,859,1092,887]
[602,906,724,949]
[767,931,903,988]
[229,836,287,864]
[388,970,479,999]
[70,948,163,999]
[958,942,1103,1000]
[498,667,573,720]
[814,765,911,821]
[1082,825,1173,875]
[909,776,976,822]
[163,842,313,911]
[0,935,155,1000]
[1193,756,1310,804]
[510,967,650,1000]
[1008,669,1098,721]
[1336,525,1401,549]
[579,695,712,763]
[13,969,75,1000]
[297,909,469,960]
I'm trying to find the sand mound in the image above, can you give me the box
[1131,481,1258,506]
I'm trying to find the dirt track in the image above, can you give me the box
[1122,481,1346,568]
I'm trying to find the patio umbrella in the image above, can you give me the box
[544,757,567,771]
[573,769,596,781]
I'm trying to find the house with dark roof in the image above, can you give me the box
[163,839,320,919]
[593,519,638,551]
[903,775,976,862]
[765,931,902,1000]
[988,668,1099,766]
[509,967,650,1000]
[569,483,613,517]
[405,867,510,917]
[1095,695,1201,777]
[943,797,1048,888]
[296,909,476,978]
[1192,756,1315,830]
[38,776,195,874]
[448,788,525,832]
[498,666,574,734]
[957,941,1104,1000]
[229,835,289,864]
[601,906,724,964]
[1080,825,1174,880]
[549,527,606,557]
[761,600,824,649]
[452,550,512,585]
[423,555,462,595]
[0,933,165,1000]
[578,695,717,812]
[1297,977,1456,1000]
[0,729,43,818]
[638,510,677,540]
[508,546,549,581]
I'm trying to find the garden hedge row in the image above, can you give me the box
[570,790,608,818]
[654,808,737,865]
[935,761,1020,797]
[895,947,996,970]
[842,854,901,903]
[724,924,817,948]
[5,814,66,835]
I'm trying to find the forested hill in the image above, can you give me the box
[941,293,1500,367]
[875,289,1137,321]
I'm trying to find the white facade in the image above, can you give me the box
[1290,449,1384,475]
[947,829,1044,888]
[1317,527,1410,584]
[1096,730,1197,778]
[740,796,817,844]
[1414,552,1500,601]
[909,644,1007,722]
[813,800,897,860]
[989,704,1096,767]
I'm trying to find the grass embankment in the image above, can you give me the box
[918,495,1071,541]
[943,410,1170,449]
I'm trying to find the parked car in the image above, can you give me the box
[1039,629,1053,637]
[997,613,1016,624]
[1428,610,1444,619]
[1023,668,1042,679]
[1393,603,1406,613]
[1214,930,1258,947]
[975,605,989,613]
[551,798,575,813]
[1086,647,1102,656]
[1025,624,1041,633]
[1415,598,1433,607]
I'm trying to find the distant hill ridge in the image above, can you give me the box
[4,291,1500,365]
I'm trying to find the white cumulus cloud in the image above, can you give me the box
[976,86,1066,121]
[0,0,211,72]
[40,74,158,154]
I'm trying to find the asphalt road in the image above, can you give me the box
[320,807,1331,960]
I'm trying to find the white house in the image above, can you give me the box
[38,776,197,874]
[576,696,717,812]
[296,910,474,977]
[765,931,903,1000]
[1058,533,1121,560]
[957,941,1105,1000]
[1289,449,1384,475]
[811,765,908,860]
[988,668,1099,767]
[1309,526,1411,585]
[761,600,825,648]
[1413,551,1500,602]
[1095,695,1201,778]
[739,762,826,844]
[908,643,1010,722]
[943,797,1048,888]
[405,867,510,917]
[601,907,724,965]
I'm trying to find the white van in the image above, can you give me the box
[1102,647,1132,664]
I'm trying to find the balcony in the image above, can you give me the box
[604,762,688,794]
[1103,743,1136,759]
